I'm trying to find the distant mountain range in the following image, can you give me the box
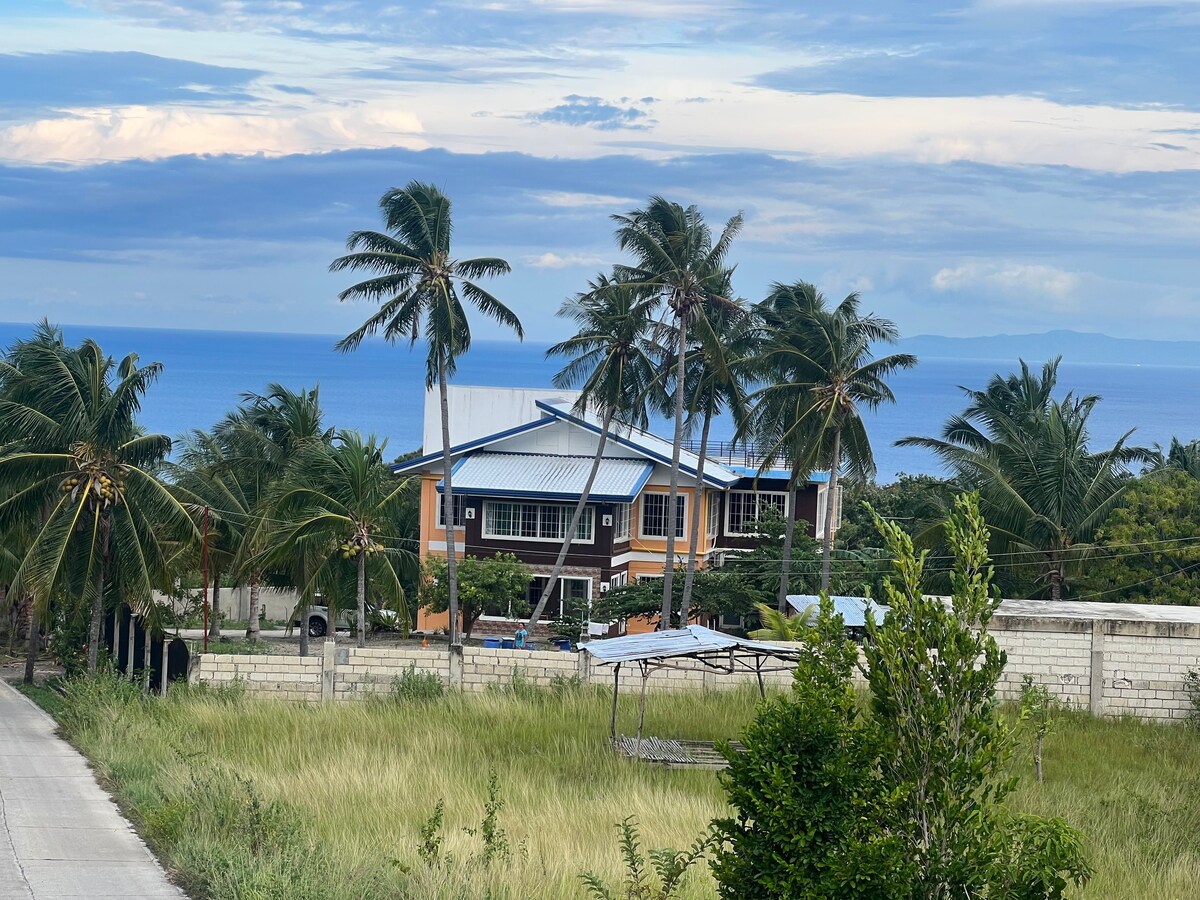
[899,330,1200,368]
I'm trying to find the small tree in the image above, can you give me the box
[713,493,1092,900]
[420,554,531,640]
[1019,675,1055,784]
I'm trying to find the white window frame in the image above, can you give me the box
[609,571,628,590]
[612,503,631,542]
[724,490,789,535]
[706,491,720,539]
[815,487,829,539]
[638,493,687,539]
[512,575,592,623]
[481,501,595,544]
[437,493,466,530]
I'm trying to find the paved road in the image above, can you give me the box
[0,681,185,899]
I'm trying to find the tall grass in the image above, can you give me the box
[43,675,1200,899]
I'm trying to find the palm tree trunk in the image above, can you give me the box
[208,569,221,640]
[87,517,111,674]
[820,428,841,593]
[298,596,310,657]
[527,410,613,630]
[356,550,367,649]
[125,604,136,680]
[438,355,461,646]
[141,628,152,695]
[23,595,38,685]
[778,483,799,612]
[661,320,688,628]
[680,406,713,623]
[246,571,262,640]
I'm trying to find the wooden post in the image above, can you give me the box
[755,655,765,699]
[159,638,169,695]
[609,662,621,741]
[635,662,649,761]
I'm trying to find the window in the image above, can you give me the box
[725,490,788,534]
[706,492,720,538]
[816,488,828,538]
[438,493,466,529]
[609,571,628,590]
[640,493,685,538]
[562,578,590,618]
[612,503,631,542]
[483,502,594,543]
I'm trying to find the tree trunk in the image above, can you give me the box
[438,355,461,647]
[208,569,221,640]
[246,571,262,640]
[527,411,613,630]
[125,605,136,680]
[778,483,799,612]
[819,428,841,593]
[23,595,38,685]
[298,596,310,657]
[1049,565,1062,602]
[87,516,111,674]
[141,627,152,695]
[661,319,688,628]
[680,406,713,624]
[356,549,367,649]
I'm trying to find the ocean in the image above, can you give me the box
[3,321,1198,481]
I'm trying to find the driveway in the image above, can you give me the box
[0,681,185,899]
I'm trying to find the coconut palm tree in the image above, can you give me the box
[1151,437,1200,479]
[611,196,742,626]
[524,274,660,630]
[0,335,195,673]
[217,384,333,655]
[747,601,813,641]
[747,282,916,596]
[899,358,1151,600]
[332,181,522,646]
[269,432,416,648]
[677,298,758,620]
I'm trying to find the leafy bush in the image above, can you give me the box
[1184,668,1200,728]
[390,664,445,702]
[713,493,1093,900]
[582,817,713,900]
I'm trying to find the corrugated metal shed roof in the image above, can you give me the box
[787,595,888,628]
[436,452,653,503]
[582,624,802,665]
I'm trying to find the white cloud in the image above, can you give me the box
[533,190,634,208]
[932,261,1081,301]
[0,104,425,164]
[524,251,608,268]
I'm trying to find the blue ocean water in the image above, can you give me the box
[2,321,1198,481]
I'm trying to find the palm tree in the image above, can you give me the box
[218,384,333,654]
[1151,437,1200,479]
[748,282,916,597]
[611,196,742,626]
[332,181,522,646]
[747,601,813,641]
[0,335,195,672]
[525,274,660,630]
[676,298,757,621]
[268,432,415,648]
[899,358,1151,600]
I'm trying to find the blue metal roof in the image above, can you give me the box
[582,624,802,665]
[436,452,653,503]
[727,465,830,483]
[787,595,888,628]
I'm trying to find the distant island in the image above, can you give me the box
[900,329,1200,368]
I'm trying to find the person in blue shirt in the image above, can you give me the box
[514,625,528,649]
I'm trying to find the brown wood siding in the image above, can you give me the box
[714,479,820,551]
[461,497,616,570]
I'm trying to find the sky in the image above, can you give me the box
[1,0,1198,343]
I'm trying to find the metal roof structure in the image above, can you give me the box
[435,452,653,503]
[787,594,888,628]
[583,625,802,667]
[535,400,743,489]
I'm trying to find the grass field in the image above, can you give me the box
[25,675,1200,899]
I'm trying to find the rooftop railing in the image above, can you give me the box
[680,439,780,470]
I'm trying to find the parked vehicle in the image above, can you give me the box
[293,604,406,638]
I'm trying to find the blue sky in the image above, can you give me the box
[1,0,1198,342]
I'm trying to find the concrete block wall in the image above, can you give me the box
[190,615,1200,722]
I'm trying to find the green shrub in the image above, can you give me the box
[390,664,445,702]
[1184,668,1200,727]
[582,817,713,900]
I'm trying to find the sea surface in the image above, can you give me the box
[3,322,1198,482]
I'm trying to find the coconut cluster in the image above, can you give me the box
[340,538,384,560]
[60,469,125,509]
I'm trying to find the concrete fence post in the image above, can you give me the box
[449,644,464,689]
[322,640,336,701]
[577,649,591,683]
[1090,619,1105,715]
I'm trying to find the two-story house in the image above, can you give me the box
[395,386,833,636]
